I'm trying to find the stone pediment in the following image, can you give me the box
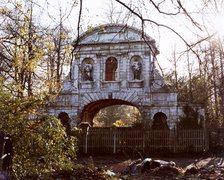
[76,24,155,45]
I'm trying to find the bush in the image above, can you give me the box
[0,87,77,178]
[12,115,77,179]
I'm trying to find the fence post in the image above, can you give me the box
[79,122,91,154]
[142,128,145,152]
[173,128,177,153]
[85,127,89,154]
[113,129,116,154]
[204,129,209,152]
[0,131,4,171]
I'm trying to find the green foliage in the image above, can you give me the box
[177,105,203,129]
[0,81,77,178]
[0,2,45,97]
[93,105,141,127]
[13,116,77,179]
[0,0,73,96]
[0,1,77,175]
[165,73,208,105]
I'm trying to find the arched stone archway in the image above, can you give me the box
[152,112,169,130]
[80,99,140,126]
[44,24,196,129]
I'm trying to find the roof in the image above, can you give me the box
[73,24,158,53]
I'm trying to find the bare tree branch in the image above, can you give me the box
[176,0,202,31]
[114,0,207,65]
[149,0,180,16]
[70,0,82,79]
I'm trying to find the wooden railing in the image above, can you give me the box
[74,127,209,154]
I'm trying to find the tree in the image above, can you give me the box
[177,105,203,129]
[165,36,224,128]
[43,21,72,94]
[201,39,224,127]
[0,1,73,96]
[0,1,78,177]
[0,1,44,97]
[0,78,77,178]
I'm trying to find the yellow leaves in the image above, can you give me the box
[16,83,24,94]
[15,1,23,11]
[0,7,10,15]
[12,42,44,73]
[27,59,37,71]
[47,43,54,50]
[60,31,65,38]
[65,47,70,54]
[19,25,29,36]
[38,48,44,56]
[44,80,52,87]
[87,25,94,33]
[113,120,127,127]
[12,56,20,68]
[98,25,106,33]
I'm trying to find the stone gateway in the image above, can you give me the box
[45,24,203,129]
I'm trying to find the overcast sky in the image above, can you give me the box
[36,0,224,71]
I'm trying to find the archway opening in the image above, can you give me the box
[93,105,141,127]
[152,112,169,130]
[80,99,141,127]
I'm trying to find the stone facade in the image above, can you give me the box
[46,24,196,129]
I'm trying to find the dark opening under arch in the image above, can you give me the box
[152,112,169,130]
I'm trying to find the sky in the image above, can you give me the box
[36,0,224,72]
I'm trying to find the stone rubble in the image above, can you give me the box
[121,157,224,179]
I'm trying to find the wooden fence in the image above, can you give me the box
[74,127,209,154]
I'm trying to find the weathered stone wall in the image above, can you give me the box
[45,24,193,129]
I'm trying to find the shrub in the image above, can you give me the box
[12,115,77,179]
[0,86,77,178]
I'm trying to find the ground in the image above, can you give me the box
[75,154,224,179]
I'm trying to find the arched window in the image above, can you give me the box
[105,57,117,81]
[152,112,169,130]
